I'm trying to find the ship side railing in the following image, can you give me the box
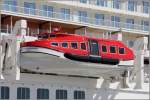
[0,24,50,36]
[1,25,11,34]
[0,4,149,34]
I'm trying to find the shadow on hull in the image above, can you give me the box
[64,53,119,65]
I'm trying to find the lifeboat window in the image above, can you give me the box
[37,88,49,99]
[56,89,67,99]
[110,46,116,53]
[119,47,125,54]
[81,43,86,50]
[71,42,78,49]
[51,42,58,46]
[74,90,85,99]
[102,45,107,52]
[62,42,68,48]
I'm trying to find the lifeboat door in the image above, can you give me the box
[88,39,99,56]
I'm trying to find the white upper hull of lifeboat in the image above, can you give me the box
[20,47,133,77]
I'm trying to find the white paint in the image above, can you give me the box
[119,60,134,66]
[0,73,149,100]
[21,46,65,58]
[0,20,27,80]
[21,51,126,77]
[23,36,38,42]
[134,51,145,89]
[132,37,148,89]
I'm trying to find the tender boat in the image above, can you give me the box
[21,29,134,62]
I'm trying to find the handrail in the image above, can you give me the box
[0,24,50,35]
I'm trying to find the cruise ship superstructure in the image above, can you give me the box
[0,0,149,100]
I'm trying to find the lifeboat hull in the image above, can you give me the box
[20,47,132,77]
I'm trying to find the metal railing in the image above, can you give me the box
[72,0,150,14]
[1,25,11,33]
[0,4,149,33]
[0,24,50,36]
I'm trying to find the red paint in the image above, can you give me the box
[22,32,134,61]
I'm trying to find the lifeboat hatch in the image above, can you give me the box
[88,39,99,56]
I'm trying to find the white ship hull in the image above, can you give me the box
[20,47,131,77]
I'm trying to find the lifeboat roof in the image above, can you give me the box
[39,32,122,43]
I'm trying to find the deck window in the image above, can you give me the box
[37,88,49,99]
[24,2,36,15]
[102,45,107,52]
[111,16,120,27]
[143,1,149,14]
[80,0,87,3]
[3,0,17,12]
[56,89,67,99]
[17,87,30,99]
[40,5,53,17]
[95,14,104,25]
[62,42,68,48]
[0,86,9,99]
[78,11,87,23]
[71,42,78,49]
[128,0,137,12]
[141,20,149,31]
[119,47,125,54]
[80,43,86,50]
[74,90,85,99]
[126,18,134,29]
[51,42,58,46]
[110,46,116,53]
[112,0,121,9]
[60,8,70,20]
[96,0,107,7]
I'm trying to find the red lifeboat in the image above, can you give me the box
[21,29,134,65]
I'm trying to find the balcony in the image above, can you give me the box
[0,4,149,35]
[50,0,149,18]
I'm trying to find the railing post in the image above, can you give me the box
[27,27,29,36]
[7,24,8,34]
[134,50,145,89]
[84,27,87,36]
[0,7,3,79]
[0,8,2,32]
[49,22,51,33]
[37,28,39,34]
[46,11,48,17]
[10,16,13,34]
